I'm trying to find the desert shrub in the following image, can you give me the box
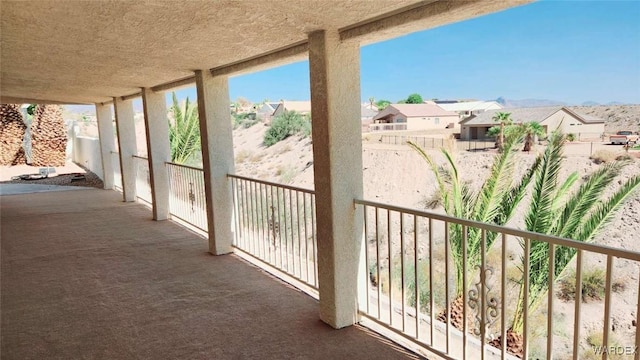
[400,258,434,314]
[235,149,252,163]
[566,133,576,142]
[232,113,259,129]
[558,268,605,302]
[263,110,311,146]
[590,150,617,164]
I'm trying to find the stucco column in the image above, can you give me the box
[114,97,137,202]
[308,30,364,329]
[194,70,235,255]
[142,88,170,220]
[96,103,115,190]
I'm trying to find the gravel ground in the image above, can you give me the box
[0,163,103,189]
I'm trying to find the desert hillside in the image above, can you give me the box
[569,104,640,133]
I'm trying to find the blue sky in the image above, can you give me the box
[169,0,639,106]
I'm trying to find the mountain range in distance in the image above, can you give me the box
[62,97,634,116]
[495,97,631,108]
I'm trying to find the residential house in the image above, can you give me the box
[255,102,280,122]
[370,103,459,131]
[360,105,378,132]
[271,100,312,118]
[436,100,503,120]
[459,106,605,140]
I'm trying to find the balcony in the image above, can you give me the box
[0,188,414,359]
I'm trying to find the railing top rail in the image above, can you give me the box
[227,173,315,195]
[355,198,640,262]
[132,155,148,160]
[165,161,204,172]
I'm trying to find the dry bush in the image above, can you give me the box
[235,149,253,163]
[558,268,606,302]
[590,150,618,164]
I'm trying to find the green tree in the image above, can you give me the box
[263,110,311,147]
[509,132,640,336]
[405,93,424,104]
[408,129,538,327]
[168,92,201,164]
[375,99,391,111]
[492,112,512,151]
[521,121,545,152]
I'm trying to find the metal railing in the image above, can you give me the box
[166,162,207,232]
[355,198,640,360]
[228,174,318,290]
[380,135,450,148]
[370,123,408,132]
[111,151,123,191]
[133,155,152,205]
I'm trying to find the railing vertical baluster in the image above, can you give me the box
[400,212,405,333]
[635,277,640,360]
[388,209,392,326]
[311,194,317,287]
[547,244,555,360]
[364,204,370,315]
[481,229,486,360]
[602,255,614,360]
[289,189,295,275]
[256,181,263,259]
[462,225,468,360]
[249,180,255,255]
[523,238,530,360]
[573,249,583,360]
[303,193,309,283]
[277,186,283,269]
[445,221,450,354]
[259,183,266,260]
[414,215,419,340]
[501,233,507,360]
[428,218,434,347]
[231,178,237,245]
[296,191,302,278]
[376,206,381,320]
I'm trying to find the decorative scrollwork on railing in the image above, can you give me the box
[468,265,500,338]
[188,182,196,212]
[268,205,280,247]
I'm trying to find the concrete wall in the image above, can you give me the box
[72,135,104,180]
[407,115,459,131]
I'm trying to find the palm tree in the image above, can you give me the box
[168,92,200,164]
[408,128,540,328]
[508,132,640,344]
[521,121,545,152]
[492,112,512,151]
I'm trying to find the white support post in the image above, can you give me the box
[308,30,364,329]
[194,70,235,255]
[114,97,137,202]
[96,103,115,190]
[142,88,170,220]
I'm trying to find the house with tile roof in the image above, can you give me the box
[437,100,503,119]
[459,106,605,140]
[370,103,459,131]
[272,101,312,117]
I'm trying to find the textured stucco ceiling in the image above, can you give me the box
[1,0,530,104]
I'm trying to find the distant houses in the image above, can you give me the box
[436,100,503,120]
[460,106,605,140]
[370,103,459,131]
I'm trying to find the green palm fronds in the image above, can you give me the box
[168,92,201,164]
[511,132,640,334]
[408,128,536,297]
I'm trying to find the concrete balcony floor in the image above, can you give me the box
[1,188,415,359]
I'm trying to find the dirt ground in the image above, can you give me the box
[0,162,103,189]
